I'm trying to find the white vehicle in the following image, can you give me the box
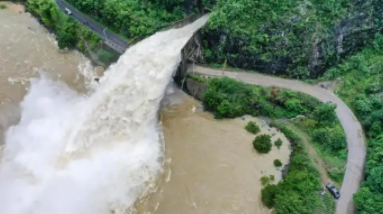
[65,8,72,15]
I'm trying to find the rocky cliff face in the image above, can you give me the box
[201,0,382,78]
[185,78,207,101]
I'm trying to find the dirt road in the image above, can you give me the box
[189,65,366,214]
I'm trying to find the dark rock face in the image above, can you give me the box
[201,0,383,78]
[182,0,201,14]
[185,78,207,101]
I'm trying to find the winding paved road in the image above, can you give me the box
[189,65,366,214]
[55,0,128,54]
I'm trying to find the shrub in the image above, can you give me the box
[311,125,346,153]
[0,4,6,9]
[274,138,283,149]
[245,121,260,134]
[96,49,116,64]
[203,77,256,119]
[56,19,78,49]
[253,134,272,153]
[300,118,318,129]
[274,159,282,167]
[260,175,275,186]
[313,102,337,126]
[262,184,279,208]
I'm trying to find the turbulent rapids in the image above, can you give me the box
[0,15,208,214]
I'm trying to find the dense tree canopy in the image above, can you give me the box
[203,77,319,119]
[65,0,186,40]
[261,184,279,208]
[353,135,383,214]
[312,103,337,126]
[326,34,383,214]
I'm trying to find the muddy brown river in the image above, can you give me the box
[0,3,291,214]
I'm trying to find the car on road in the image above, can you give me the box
[65,8,72,15]
[326,183,340,199]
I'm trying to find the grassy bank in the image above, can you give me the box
[268,121,335,214]
[291,113,347,183]
[287,123,346,185]
[323,34,383,214]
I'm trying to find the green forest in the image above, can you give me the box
[324,34,383,214]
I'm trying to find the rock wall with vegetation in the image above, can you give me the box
[21,0,382,79]
[201,0,383,78]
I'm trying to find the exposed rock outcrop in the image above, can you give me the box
[185,78,207,101]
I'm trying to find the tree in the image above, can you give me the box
[216,100,236,118]
[260,175,275,186]
[365,166,383,193]
[274,138,283,149]
[245,121,260,134]
[253,134,272,153]
[262,184,279,208]
[275,190,315,214]
[203,77,256,118]
[312,102,337,126]
[274,159,282,167]
[353,94,372,117]
[65,0,183,39]
[354,187,383,214]
[311,125,346,153]
[97,49,116,64]
[56,19,78,49]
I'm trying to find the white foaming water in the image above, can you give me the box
[0,15,208,214]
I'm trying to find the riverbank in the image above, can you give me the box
[183,69,358,214]
[1,0,120,67]
[0,2,100,141]
[136,89,292,214]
